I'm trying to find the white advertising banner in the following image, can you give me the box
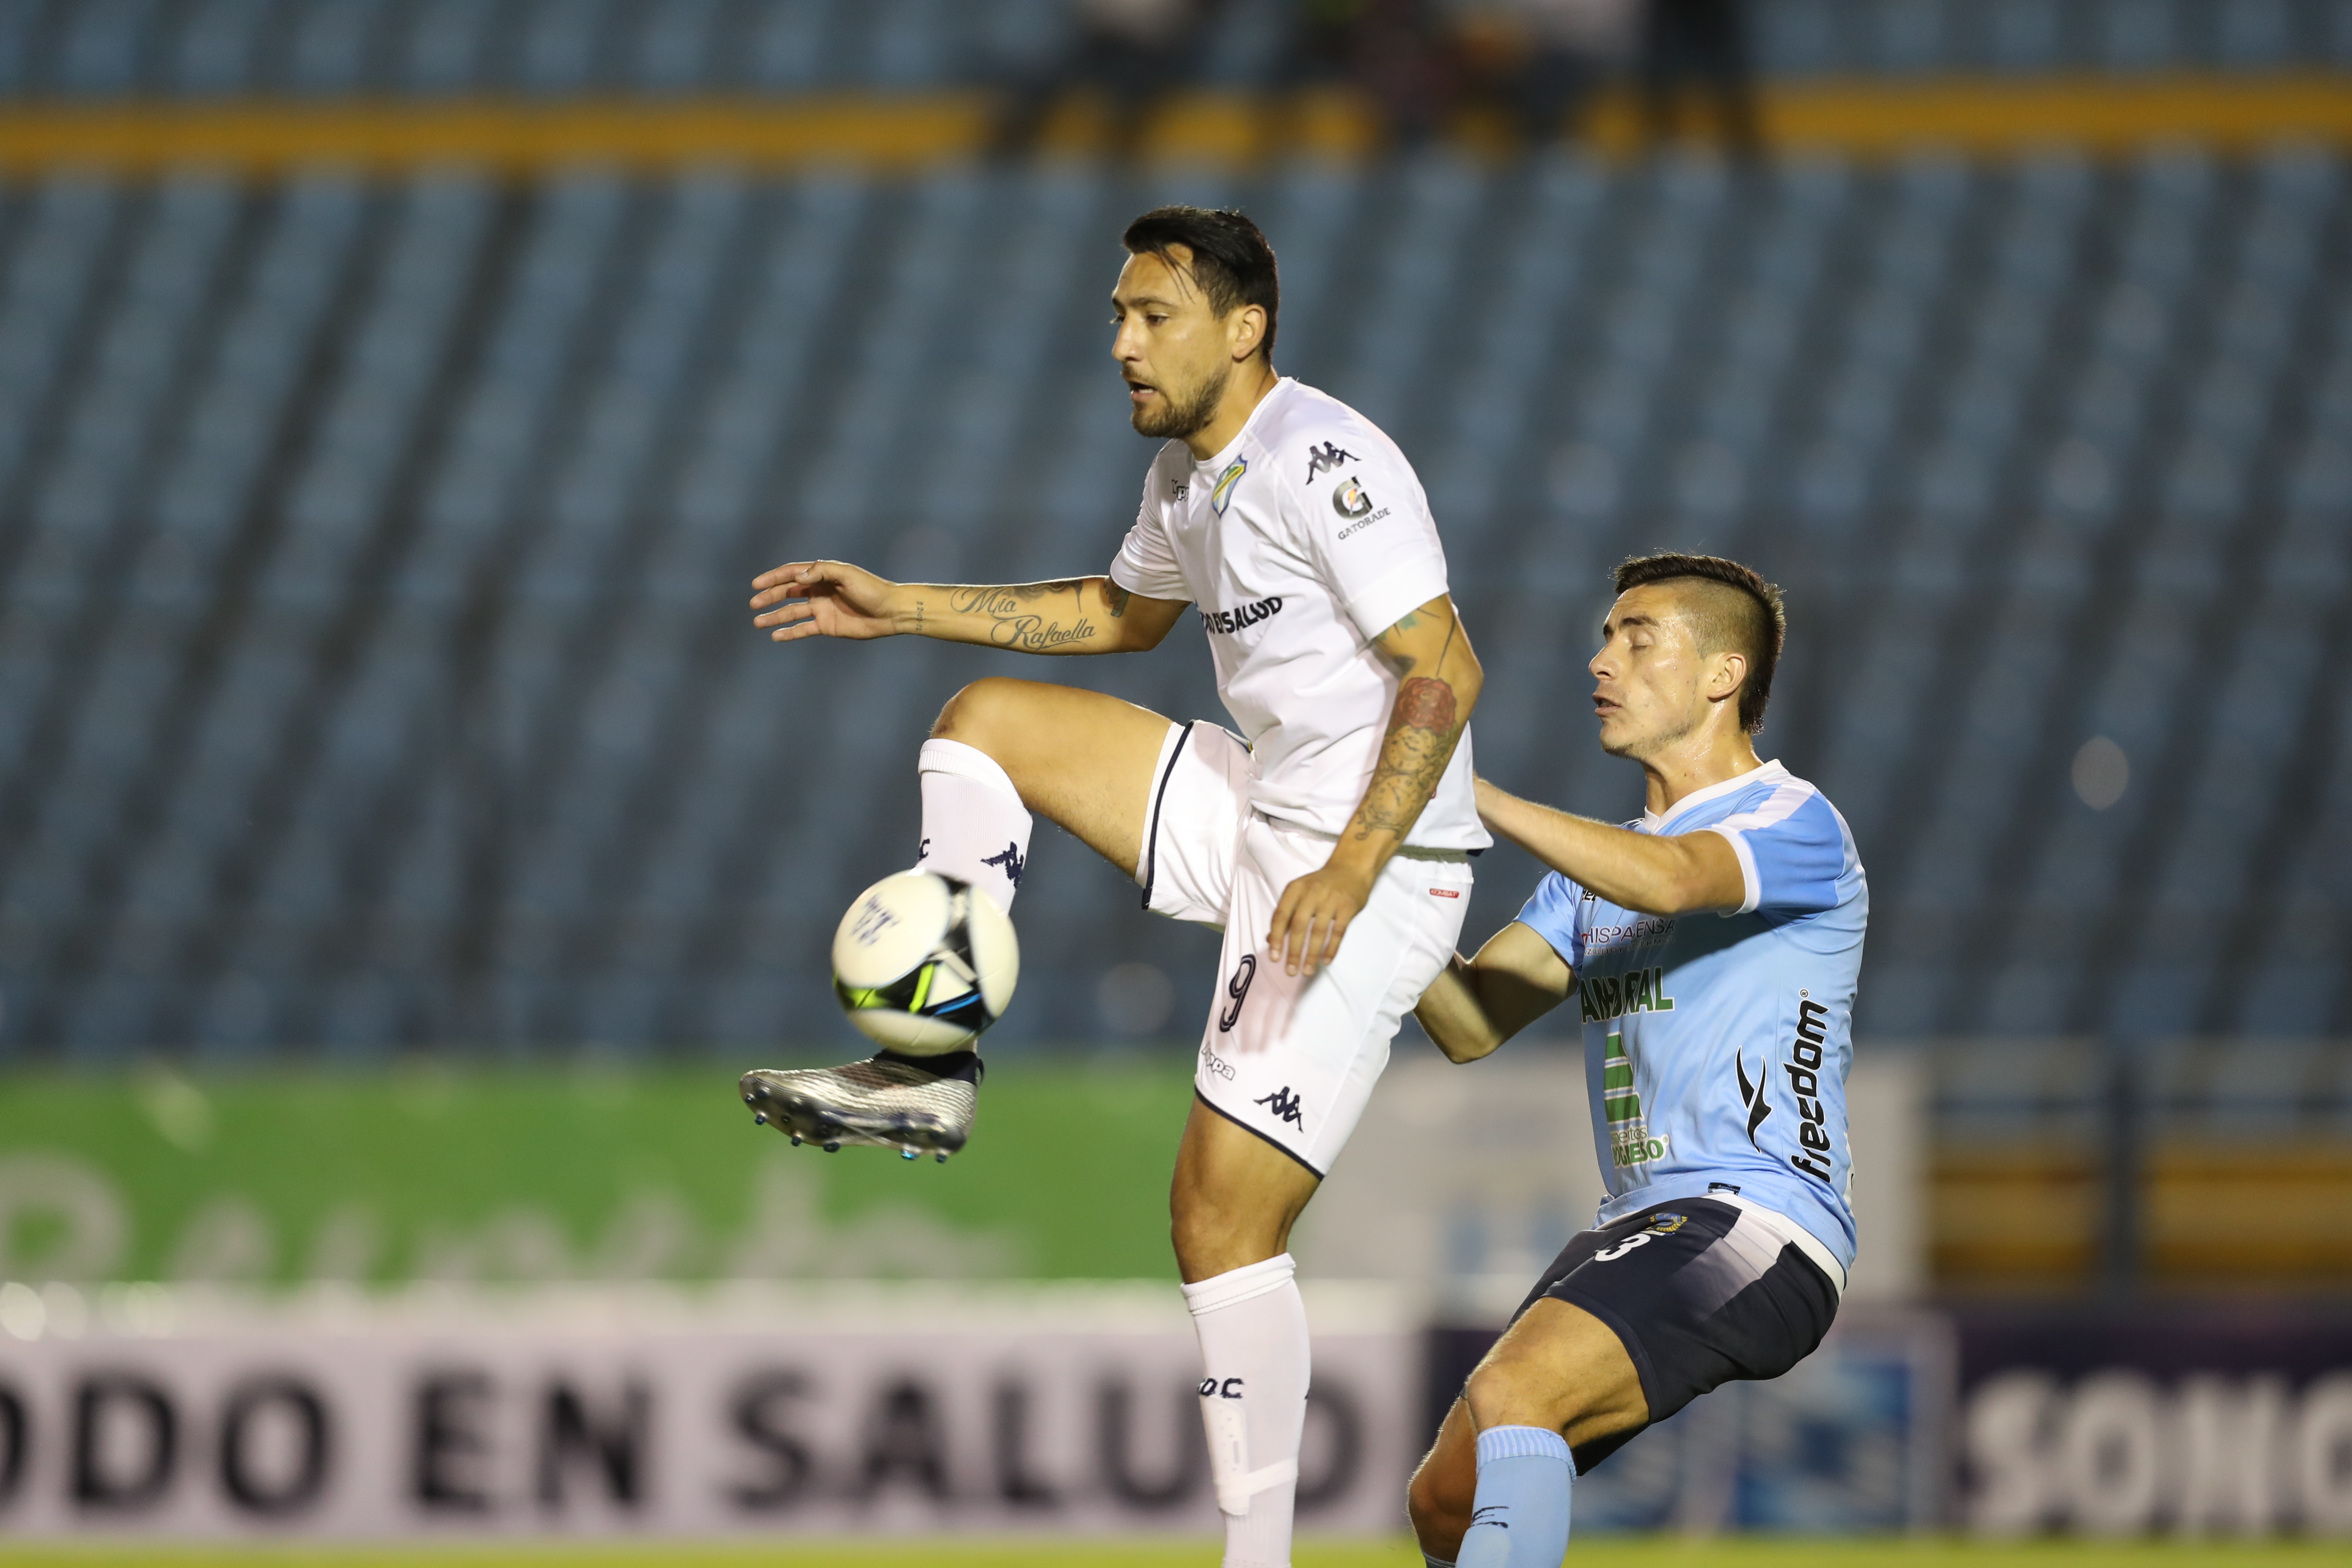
[0,1282,1418,1539]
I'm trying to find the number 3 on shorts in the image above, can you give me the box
[1217,954,1256,1033]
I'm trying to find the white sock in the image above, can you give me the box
[1183,1254,1310,1568]
[914,738,1033,915]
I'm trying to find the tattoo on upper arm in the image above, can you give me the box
[948,583,1098,652]
[1104,580,1132,619]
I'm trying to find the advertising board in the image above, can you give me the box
[0,1283,1417,1539]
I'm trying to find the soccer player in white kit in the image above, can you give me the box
[742,207,1488,1566]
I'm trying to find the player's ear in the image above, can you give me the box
[1710,651,1748,706]
[1229,303,1266,362]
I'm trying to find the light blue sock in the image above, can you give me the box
[1456,1425,1572,1568]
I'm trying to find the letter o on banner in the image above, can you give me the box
[220,1377,331,1516]
[2059,1371,2164,1536]
[1965,1370,2056,1535]
[2299,1372,2352,1534]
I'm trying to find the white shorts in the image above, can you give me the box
[1138,722,1473,1176]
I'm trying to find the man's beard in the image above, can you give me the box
[1599,701,1697,762]
[1130,364,1229,440]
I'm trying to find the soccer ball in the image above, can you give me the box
[831,871,1019,1054]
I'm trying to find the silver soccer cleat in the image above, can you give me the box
[738,1053,982,1162]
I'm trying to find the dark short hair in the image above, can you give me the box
[1613,553,1787,734]
[1122,206,1280,359]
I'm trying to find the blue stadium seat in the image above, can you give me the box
[3,144,2349,1054]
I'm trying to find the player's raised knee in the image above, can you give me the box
[929,677,1032,751]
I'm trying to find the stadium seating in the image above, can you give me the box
[0,135,2345,1056]
[0,0,2349,98]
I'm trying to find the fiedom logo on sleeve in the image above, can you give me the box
[1783,995,1834,1182]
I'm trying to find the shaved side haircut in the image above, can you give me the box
[1614,553,1786,733]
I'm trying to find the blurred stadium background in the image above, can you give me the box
[0,0,2347,1556]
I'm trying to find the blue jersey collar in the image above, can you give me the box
[1642,759,1787,834]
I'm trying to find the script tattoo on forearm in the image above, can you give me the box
[948,582,1097,652]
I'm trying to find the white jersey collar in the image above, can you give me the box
[1644,758,1787,833]
[1191,377,1295,473]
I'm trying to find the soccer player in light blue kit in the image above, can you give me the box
[1406,553,1866,1568]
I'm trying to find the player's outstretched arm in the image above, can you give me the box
[751,560,1187,655]
[1267,594,1482,976]
[1415,922,1573,1063]
[1476,778,1746,916]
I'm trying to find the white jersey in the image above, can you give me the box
[1108,378,1487,852]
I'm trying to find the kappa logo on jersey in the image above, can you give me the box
[1172,480,1188,500]
[982,842,1026,888]
[1735,1050,1774,1147]
[1579,966,1675,1023]
[1256,1085,1305,1129]
[1199,596,1285,636]
[1785,997,1834,1182]
[1304,442,1355,483]
[1332,476,1374,520]
[1210,458,1247,514]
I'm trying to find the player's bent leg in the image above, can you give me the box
[926,677,1173,888]
[1170,1099,1321,1568]
[1407,1398,1479,1565]
[1464,1298,1648,1443]
[740,685,1175,1158]
[1444,1300,1648,1568]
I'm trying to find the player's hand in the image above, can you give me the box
[751,560,902,641]
[1267,864,1375,978]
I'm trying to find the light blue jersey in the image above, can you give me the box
[1515,761,1868,1272]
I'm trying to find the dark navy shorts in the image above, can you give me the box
[1507,1197,1841,1472]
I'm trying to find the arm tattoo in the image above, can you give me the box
[1353,674,1464,842]
[948,582,1098,652]
[1011,579,1085,601]
[1349,602,1471,842]
[1104,580,1132,619]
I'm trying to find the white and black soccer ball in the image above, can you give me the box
[831,870,1019,1054]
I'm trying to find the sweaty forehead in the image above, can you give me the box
[1606,585,1702,637]
[1115,246,1203,304]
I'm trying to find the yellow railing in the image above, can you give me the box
[1934,1141,2352,1293]
[0,73,2345,174]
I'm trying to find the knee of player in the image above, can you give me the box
[929,678,1023,747]
[1463,1357,1552,1432]
[1406,1453,1471,1532]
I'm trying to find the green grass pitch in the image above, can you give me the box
[1,1540,2340,1568]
